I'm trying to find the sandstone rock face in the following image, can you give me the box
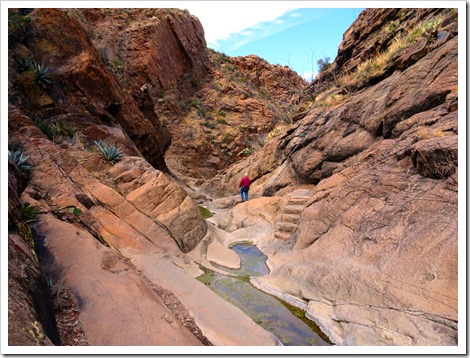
[8,160,60,346]
[80,8,209,95]
[107,157,207,252]
[7,7,300,347]
[312,8,457,94]
[257,137,457,345]
[9,8,170,170]
[164,51,307,179]
[9,8,306,179]
[35,214,204,346]
[204,8,458,346]
[9,107,206,254]
[8,105,210,346]
[8,6,459,348]
[78,8,306,179]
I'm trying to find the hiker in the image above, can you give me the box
[239,173,251,202]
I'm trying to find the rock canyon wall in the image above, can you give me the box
[7,7,459,347]
[206,8,459,346]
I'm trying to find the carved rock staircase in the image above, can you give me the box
[274,189,311,241]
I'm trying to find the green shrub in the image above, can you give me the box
[317,57,331,73]
[406,26,423,43]
[8,10,31,43]
[266,124,287,141]
[33,118,75,141]
[8,148,32,172]
[423,16,442,32]
[222,132,233,143]
[198,206,214,219]
[110,58,125,73]
[180,100,191,112]
[56,205,83,222]
[242,91,252,99]
[8,139,22,152]
[53,121,76,138]
[218,53,230,63]
[259,89,270,100]
[196,106,206,118]
[239,148,253,156]
[21,202,40,223]
[34,118,55,140]
[94,140,124,164]
[388,20,399,33]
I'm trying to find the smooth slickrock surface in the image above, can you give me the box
[8,7,458,347]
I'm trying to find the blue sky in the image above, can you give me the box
[182,4,363,81]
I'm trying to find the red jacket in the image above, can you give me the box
[239,176,251,188]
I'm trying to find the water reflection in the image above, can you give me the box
[197,242,330,346]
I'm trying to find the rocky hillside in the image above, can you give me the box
[74,8,306,180]
[204,8,459,345]
[7,7,304,346]
[7,7,459,347]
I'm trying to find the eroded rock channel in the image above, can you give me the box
[197,242,331,346]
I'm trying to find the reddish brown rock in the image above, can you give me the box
[8,6,459,348]
[411,135,458,179]
[34,214,204,346]
[311,8,457,94]
[9,107,206,254]
[8,158,60,346]
[9,8,170,170]
[204,8,459,346]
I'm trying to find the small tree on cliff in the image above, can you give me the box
[317,57,331,73]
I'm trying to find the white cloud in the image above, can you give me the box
[301,70,317,83]
[177,2,295,47]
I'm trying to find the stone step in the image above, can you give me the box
[275,222,298,233]
[291,189,312,197]
[274,231,292,241]
[287,197,308,205]
[284,205,305,215]
[282,213,301,224]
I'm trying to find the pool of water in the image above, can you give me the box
[197,242,330,346]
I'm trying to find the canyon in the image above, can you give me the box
[7,7,459,350]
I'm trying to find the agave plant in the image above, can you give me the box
[8,148,32,172]
[32,62,52,88]
[94,140,124,164]
[15,57,31,72]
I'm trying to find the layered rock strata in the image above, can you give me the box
[204,8,458,346]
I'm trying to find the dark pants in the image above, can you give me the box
[240,186,249,201]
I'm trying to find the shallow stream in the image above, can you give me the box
[197,242,330,346]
